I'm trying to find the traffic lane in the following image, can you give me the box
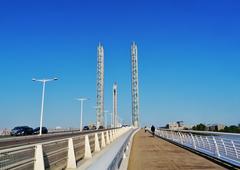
[0,129,109,150]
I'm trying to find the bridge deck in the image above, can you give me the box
[128,129,226,170]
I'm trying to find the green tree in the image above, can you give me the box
[192,123,206,131]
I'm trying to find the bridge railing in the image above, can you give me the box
[154,129,240,167]
[0,127,130,170]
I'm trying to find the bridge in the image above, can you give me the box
[0,43,239,169]
[0,127,239,170]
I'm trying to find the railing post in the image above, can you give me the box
[161,131,164,137]
[206,137,211,151]
[101,132,106,148]
[195,136,200,148]
[171,131,174,140]
[67,138,77,168]
[84,135,92,159]
[200,136,205,149]
[106,131,110,144]
[178,132,183,144]
[109,130,113,142]
[221,139,227,156]
[165,131,168,138]
[190,133,197,149]
[34,144,44,170]
[112,129,115,138]
[231,140,239,159]
[212,136,220,158]
[95,133,100,152]
[115,129,119,138]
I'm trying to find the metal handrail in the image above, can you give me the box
[154,129,240,167]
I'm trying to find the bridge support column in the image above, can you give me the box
[67,138,77,168]
[84,135,92,159]
[95,133,100,152]
[101,132,106,148]
[34,144,44,170]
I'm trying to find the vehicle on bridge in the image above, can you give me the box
[33,127,48,134]
[83,126,90,131]
[98,125,104,130]
[10,126,33,136]
[89,124,97,130]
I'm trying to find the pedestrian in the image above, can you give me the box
[151,125,155,137]
[144,126,147,132]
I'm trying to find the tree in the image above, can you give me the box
[192,123,206,131]
[220,125,240,133]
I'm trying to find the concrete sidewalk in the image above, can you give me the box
[128,129,226,170]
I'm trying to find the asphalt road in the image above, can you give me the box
[0,129,109,150]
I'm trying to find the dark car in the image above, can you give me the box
[98,125,104,130]
[10,126,33,136]
[33,127,48,134]
[83,126,89,131]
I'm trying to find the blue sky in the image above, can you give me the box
[0,0,240,128]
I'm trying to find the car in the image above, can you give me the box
[91,125,97,130]
[33,127,48,134]
[10,126,33,136]
[98,125,104,130]
[83,126,89,131]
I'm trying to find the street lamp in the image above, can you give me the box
[32,77,58,136]
[77,98,88,131]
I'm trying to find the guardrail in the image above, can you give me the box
[153,129,240,167]
[0,127,130,170]
[105,128,137,170]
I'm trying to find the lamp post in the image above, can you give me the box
[77,98,88,131]
[32,78,58,136]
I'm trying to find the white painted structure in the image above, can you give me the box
[0,128,135,170]
[96,43,105,128]
[32,78,58,136]
[131,42,140,127]
[153,129,240,167]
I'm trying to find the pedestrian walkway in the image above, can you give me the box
[128,129,226,170]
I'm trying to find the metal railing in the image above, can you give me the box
[0,128,129,170]
[154,129,240,167]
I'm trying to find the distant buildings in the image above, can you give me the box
[166,121,186,130]
[207,124,225,131]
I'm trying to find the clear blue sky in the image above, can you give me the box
[0,0,240,128]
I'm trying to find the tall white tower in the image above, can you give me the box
[131,42,140,127]
[112,83,118,128]
[96,43,104,128]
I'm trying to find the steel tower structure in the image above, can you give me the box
[131,42,140,127]
[112,83,118,128]
[96,43,104,128]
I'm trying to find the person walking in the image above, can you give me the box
[151,125,155,137]
[144,126,147,132]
